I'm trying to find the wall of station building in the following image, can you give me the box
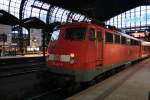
[0,24,14,56]
[0,25,43,55]
[28,28,42,52]
[0,24,12,45]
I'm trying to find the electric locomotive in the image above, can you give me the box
[47,22,150,83]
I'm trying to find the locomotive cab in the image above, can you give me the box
[47,22,103,82]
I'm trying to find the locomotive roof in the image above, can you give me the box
[61,22,91,27]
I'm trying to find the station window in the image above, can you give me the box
[97,31,101,41]
[114,35,120,44]
[105,32,113,43]
[89,29,95,41]
[121,36,126,44]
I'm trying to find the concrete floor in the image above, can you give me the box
[67,59,150,100]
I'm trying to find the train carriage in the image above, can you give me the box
[47,22,150,83]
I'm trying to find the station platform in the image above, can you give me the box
[67,59,150,100]
[0,54,46,67]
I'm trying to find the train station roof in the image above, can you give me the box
[40,0,149,21]
[0,10,19,25]
[0,0,149,25]
[22,17,46,29]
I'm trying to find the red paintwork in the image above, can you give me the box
[47,22,150,72]
[103,44,140,65]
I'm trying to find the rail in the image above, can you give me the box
[0,56,46,78]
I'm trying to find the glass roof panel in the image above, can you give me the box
[105,5,150,31]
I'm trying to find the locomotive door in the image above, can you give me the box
[96,30,103,68]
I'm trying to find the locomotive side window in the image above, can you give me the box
[64,28,85,40]
[105,32,113,43]
[51,30,60,42]
[114,35,120,44]
[97,31,102,41]
[89,29,95,41]
[121,36,126,44]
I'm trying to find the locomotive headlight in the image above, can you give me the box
[70,53,75,64]
[70,53,75,58]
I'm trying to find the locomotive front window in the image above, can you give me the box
[50,30,60,42]
[64,28,85,40]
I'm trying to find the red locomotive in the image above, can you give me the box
[47,22,150,83]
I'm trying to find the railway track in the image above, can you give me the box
[0,57,147,100]
[0,65,45,78]
[26,88,63,100]
[0,57,52,100]
[24,64,128,100]
[0,57,46,78]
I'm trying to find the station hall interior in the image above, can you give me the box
[1,0,150,100]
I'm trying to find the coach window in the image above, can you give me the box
[126,38,130,45]
[105,32,113,43]
[138,41,141,45]
[97,31,102,41]
[89,28,95,41]
[131,39,140,45]
[131,39,134,45]
[131,39,133,45]
[134,40,139,45]
[115,35,120,44]
[136,41,140,45]
[121,36,126,44]
[135,40,137,45]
